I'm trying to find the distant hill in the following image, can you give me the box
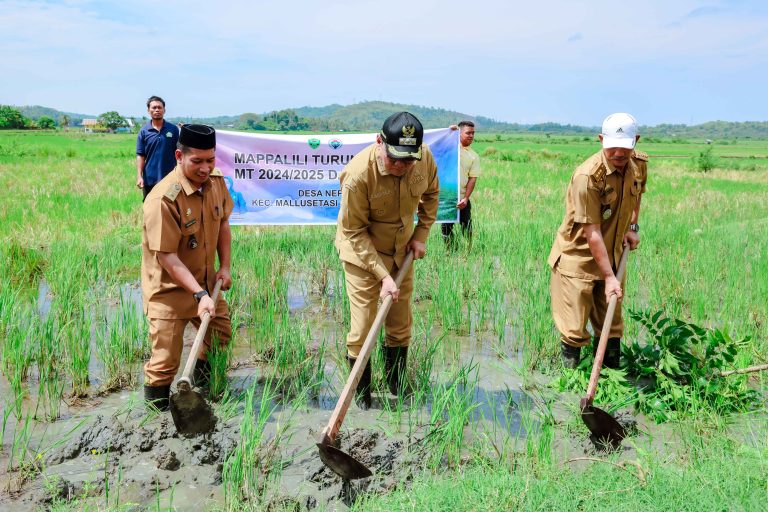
[174,101,594,134]
[291,101,513,131]
[16,105,94,126]
[169,101,505,132]
[642,121,768,140]
[11,102,768,138]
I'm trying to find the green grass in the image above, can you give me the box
[1,130,767,509]
[353,438,768,511]
[222,378,280,508]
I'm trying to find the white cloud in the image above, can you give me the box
[1,0,766,123]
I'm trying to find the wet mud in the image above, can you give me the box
[9,411,239,511]
[1,354,544,511]
[1,280,656,510]
[4,403,431,511]
[0,356,655,511]
[292,428,425,508]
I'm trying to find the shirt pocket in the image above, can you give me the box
[600,186,618,220]
[409,178,428,198]
[405,181,426,214]
[180,220,201,252]
[212,203,224,220]
[370,196,390,220]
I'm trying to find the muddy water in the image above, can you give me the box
[3,366,533,511]
[0,281,145,424]
[2,275,657,510]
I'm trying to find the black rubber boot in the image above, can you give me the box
[144,384,170,411]
[604,338,622,369]
[384,346,410,396]
[347,356,372,410]
[592,338,622,369]
[561,342,581,369]
[193,358,211,389]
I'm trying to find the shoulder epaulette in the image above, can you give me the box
[164,183,182,201]
[210,168,223,177]
[590,160,606,182]
[633,151,649,162]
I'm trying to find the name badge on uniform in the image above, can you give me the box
[602,208,612,220]
[188,234,198,249]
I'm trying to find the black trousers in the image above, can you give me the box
[142,183,156,201]
[441,200,473,244]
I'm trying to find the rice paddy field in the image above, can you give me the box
[1,130,767,511]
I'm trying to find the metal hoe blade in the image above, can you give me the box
[170,387,217,436]
[580,398,625,448]
[315,253,415,480]
[169,280,222,437]
[579,249,630,449]
[316,442,372,480]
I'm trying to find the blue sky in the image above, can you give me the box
[1,0,766,125]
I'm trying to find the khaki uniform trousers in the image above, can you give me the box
[550,268,625,348]
[144,297,232,386]
[343,253,414,358]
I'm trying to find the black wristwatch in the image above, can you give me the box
[193,290,209,302]
[629,223,640,233]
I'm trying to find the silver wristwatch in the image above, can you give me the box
[629,223,640,233]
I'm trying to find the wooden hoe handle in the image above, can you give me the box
[585,249,630,404]
[321,252,415,444]
[177,279,223,392]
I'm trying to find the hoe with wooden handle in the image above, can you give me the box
[580,249,629,448]
[316,252,414,480]
[170,279,222,436]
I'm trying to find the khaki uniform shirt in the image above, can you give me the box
[460,145,481,198]
[335,143,440,281]
[548,150,648,280]
[141,167,234,318]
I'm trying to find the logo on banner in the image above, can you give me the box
[329,139,343,150]
[307,138,321,149]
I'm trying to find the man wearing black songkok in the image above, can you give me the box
[140,124,234,410]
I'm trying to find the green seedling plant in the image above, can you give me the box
[424,362,480,469]
[207,332,233,400]
[2,311,36,418]
[558,310,762,423]
[410,334,443,403]
[62,304,92,397]
[95,289,147,391]
[33,305,66,421]
[35,357,65,422]
[268,317,326,401]
[222,378,279,507]
[625,309,762,421]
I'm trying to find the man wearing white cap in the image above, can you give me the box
[548,113,648,369]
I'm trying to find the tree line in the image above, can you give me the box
[6,101,768,139]
[0,105,131,132]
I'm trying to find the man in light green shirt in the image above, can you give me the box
[442,120,480,247]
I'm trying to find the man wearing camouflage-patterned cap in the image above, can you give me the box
[336,112,440,409]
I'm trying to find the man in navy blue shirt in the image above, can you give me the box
[136,96,180,200]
